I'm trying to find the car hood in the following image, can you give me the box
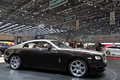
[59,48,103,55]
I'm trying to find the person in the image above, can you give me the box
[54,37,61,42]
[78,39,84,49]
[36,42,43,48]
[62,39,68,46]
[71,41,77,48]
[96,43,101,51]
[96,44,100,51]
[68,39,72,47]
[54,37,58,40]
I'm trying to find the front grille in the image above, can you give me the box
[96,67,105,72]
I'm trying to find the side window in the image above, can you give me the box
[108,47,117,49]
[23,42,38,48]
[36,41,53,48]
[111,47,117,49]
[23,41,54,49]
[113,47,117,49]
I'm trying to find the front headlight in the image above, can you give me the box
[95,56,101,60]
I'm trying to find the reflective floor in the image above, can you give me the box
[0,59,120,80]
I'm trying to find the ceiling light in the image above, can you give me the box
[40,5,42,7]
[33,0,35,2]
[15,6,17,8]
[79,0,81,2]
[87,3,91,5]
[83,0,86,3]
[94,5,97,8]
[22,14,24,16]
[64,4,66,6]
[57,12,60,14]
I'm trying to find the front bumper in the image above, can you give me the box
[87,54,107,74]
[89,62,107,74]
[4,55,9,64]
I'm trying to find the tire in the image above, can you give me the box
[10,55,22,70]
[106,51,110,55]
[68,59,88,77]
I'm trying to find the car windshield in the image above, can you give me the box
[51,41,71,48]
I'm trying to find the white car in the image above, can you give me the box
[104,46,120,56]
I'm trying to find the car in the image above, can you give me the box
[0,43,8,56]
[104,46,120,56]
[4,39,107,77]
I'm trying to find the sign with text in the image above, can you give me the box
[38,24,45,28]
[110,12,115,25]
[49,0,68,9]
[62,15,76,23]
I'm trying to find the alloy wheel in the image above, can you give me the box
[69,59,87,77]
[10,55,21,70]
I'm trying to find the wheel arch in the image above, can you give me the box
[8,53,21,64]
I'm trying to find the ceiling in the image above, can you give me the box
[0,0,120,37]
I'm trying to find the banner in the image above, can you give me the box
[110,12,115,25]
[76,20,79,31]
[62,15,76,23]
[49,0,68,9]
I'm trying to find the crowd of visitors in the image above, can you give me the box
[54,37,103,51]
[54,37,84,49]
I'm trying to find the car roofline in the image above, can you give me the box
[21,39,57,44]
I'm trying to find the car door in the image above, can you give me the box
[110,47,118,55]
[21,42,45,67]
[37,47,72,70]
[36,41,60,69]
[115,47,120,56]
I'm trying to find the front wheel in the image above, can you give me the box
[10,55,22,70]
[68,59,88,77]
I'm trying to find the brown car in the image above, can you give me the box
[4,39,107,77]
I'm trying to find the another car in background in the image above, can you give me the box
[0,43,9,56]
[104,46,120,57]
[4,39,107,77]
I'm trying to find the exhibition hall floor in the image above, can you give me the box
[0,56,120,80]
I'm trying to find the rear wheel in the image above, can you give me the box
[106,51,110,55]
[10,55,22,70]
[68,59,88,77]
